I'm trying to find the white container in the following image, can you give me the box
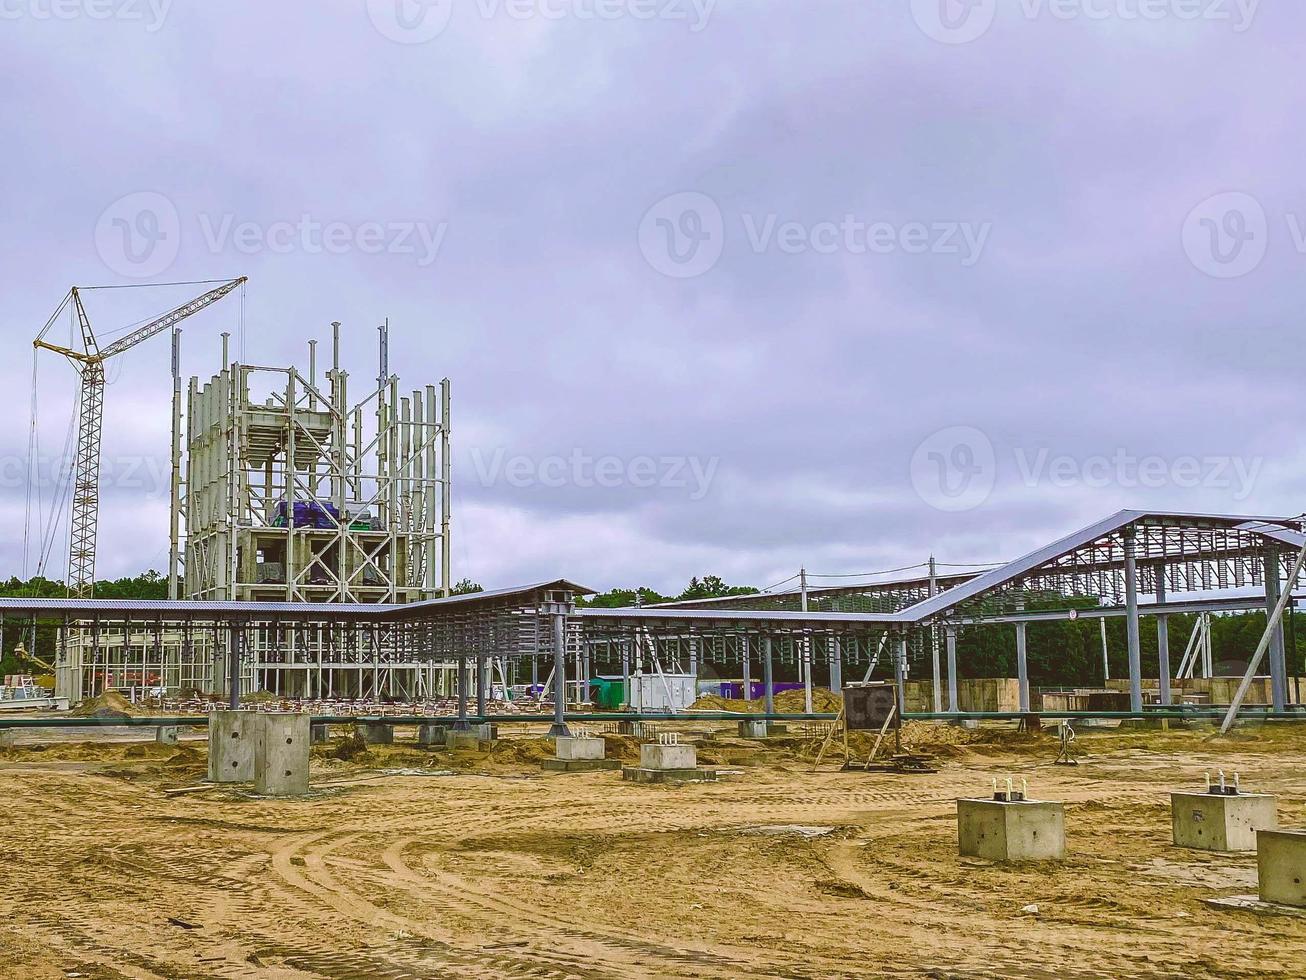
[628,672,697,714]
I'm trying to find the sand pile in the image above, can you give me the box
[688,694,753,712]
[773,688,842,713]
[69,690,140,719]
[690,689,845,714]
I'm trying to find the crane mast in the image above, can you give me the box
[34,277,246,598]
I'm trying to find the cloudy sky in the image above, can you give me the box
[1,0,1301,595]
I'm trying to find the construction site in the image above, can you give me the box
[2,279,1305,978]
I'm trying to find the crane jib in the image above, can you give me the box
[32,276,246,598]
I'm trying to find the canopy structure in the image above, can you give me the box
[585,511,1306,714]
[1,510,1301,719]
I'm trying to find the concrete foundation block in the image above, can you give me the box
[639,742,697,771]
[445,731,482,750]
[310,724,330,743]
[356,721,394,745]
[542,758,623,773]
[418,723,449,746]
[1258,830,1306,907]
[1171,792,1277,852]
[738,719,768,739]
[472,722,497,742]
[958,798,1066,862]
[556,736,605,761]
[622,766,717,784]
[155,726,180,746]
[207,710,256,783]
[254,712,311,797]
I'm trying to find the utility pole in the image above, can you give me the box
[800,567,812,714]
[929,555,941,714]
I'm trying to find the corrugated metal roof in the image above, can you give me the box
[647,569,982,609]
[0,578,596,620]
[893,509,1303,624]
[576,607,897,626]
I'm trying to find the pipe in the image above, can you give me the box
[5,707,1304,730]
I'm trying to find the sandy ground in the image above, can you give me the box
[0,721,1304,979]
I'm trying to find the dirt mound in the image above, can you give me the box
[690,689,844,714]
[599,733,641,762]
[69,690,141,719]
[773,688,842,713]
[329,731,368,761]
[488,738,554,765]
[689,694,753,712]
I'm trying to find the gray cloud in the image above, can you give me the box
[2,1,1303,593]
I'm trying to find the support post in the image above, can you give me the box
[454,654,470,731]
[895,636,908,715]
[740,633,751,701]
[1124,527,1143,713]
[1100,617,1109,682]
[228,622,241,710]
[1222,540,1306,732]
[830,636,842,693]
[1265,546,1287,712]
[476,654,487,718]
[946,625,959,713]
[620,640,630,708]
[1015,621,1029,712]
[929,556,941,713]
[1156,572,1171,706]
[762,635,774,716]
[549,611,570,737]
[168,327,182,601]
[800,568,813,715]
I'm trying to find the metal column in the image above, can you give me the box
[1156,573,1171,706]
[454,655,470,731]
[1100,617,1110,682]
[945,626,958,713]
[1015,621,1029,712]
[894,637,908,715]
[928,556,941,713]
[829,636,842,693]
[762,635,774,716]
[620,640,630,708]
[549,612,570,737]
[476,654,487,718]
[741,633,751,700]
[1265,547,1287,711]
[1124,527,1143,713]
[227,623,241,710]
